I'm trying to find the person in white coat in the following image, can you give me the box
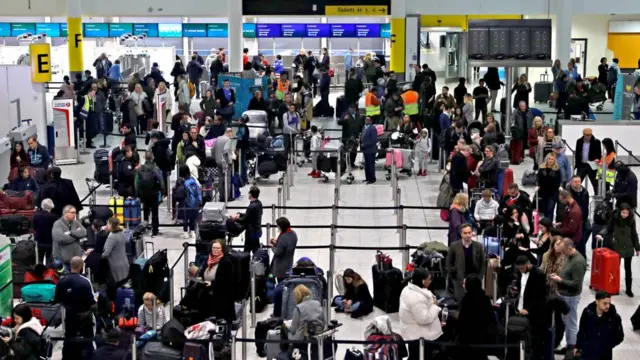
[398,268,443,360]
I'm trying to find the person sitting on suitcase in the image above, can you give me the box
[196,239,236,323]
[137,292,167,331]
[285,284,325,343]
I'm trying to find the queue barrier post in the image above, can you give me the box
[230,335,237,360]
[429,131,435,164]
[151,296,158,331]
[328,224,336,308]
[250,266,257,327]
[336,147,342,202]
[276,188,282,218]
[265,223,272,247]
[419,338,425,360]
[241,299,248,360]
[395,188,401,216]
[34,243,40,265]
[397,205,404,234]
[615,140,619,160]
[289,159,295,188]
[131,334,137,360]
[331,203,338,227]
[283,180,288,215]
[271,203,277,232]
[599,144,607,196]
[317,336,324,360]
[519,340,525,360]
[169,269,175,318]
[333,188,339,216]
[401,225,409,271]
[224,166,230,210]
[183,242,190,286]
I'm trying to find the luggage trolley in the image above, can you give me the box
[318,140,355,184]
[384,132,415,181]
[295,320,343,360]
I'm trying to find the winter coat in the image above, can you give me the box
[52,218,87,263]
[287,298,325,341]
[537,167,562,198]
[613,165,638,208]
[178,80,191,106]
[8,317,43,360]
[599,207,640,258]
[271,230,298,278]
[398,283,442,341]
[576,302,624,360]
[197,255,236,322]
[448,207,467,245]
[535,134,559,165]
[102,230,131,285]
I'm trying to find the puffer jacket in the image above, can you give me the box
[9,316,44,360]
[398,283,442,341]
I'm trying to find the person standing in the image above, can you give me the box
[612,161,638,209]
[337,103,361,167]
[33,198,58,264]
[509,101,532,164]
[559,190,584,256]
[231,186,263,254]
[101,217,130,299]
[177,74,191,111]
[270,217,298,283]
[52,205,87,268]
[212,128,234,202]
[484,67,503,112]
[514,255,548,360]
[511,74,532,109]
[282,104,300,162]
[93,53,112,79]
[360,116,378,184]
[135,152,164,237]
[344,47,353,80]
[537,153,562,219]
[596,203,640,297]
[575,291,624,360]
[473,79,489,121]
[215,79,236,126]
[187,55,204,99]
[130,83,149,135]
[447,223,487,302]
[548,238,587,359]
[175,165,202,239]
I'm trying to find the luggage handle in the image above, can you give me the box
[144,241,155,258]
[540,73,548,82]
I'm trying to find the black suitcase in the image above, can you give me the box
[229,250,251,301]
[255,317,283,356]
[371,265,403,313]
[534,74,553,103]
[142,342,182,360]
[93,149,110,184]
[199,220,226,243]
[183,342,209,360]
[102,111,114,134]
[335,95,347,118]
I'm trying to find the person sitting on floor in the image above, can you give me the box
[137,292,167,331]
[332,268,373,318]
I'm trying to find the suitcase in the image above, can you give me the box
[115,287,136,315]
[21,283,56,303]
[371,265,403,313]
[399,148,413,171]
[142,342,183,360]
[203,202,226,222]
[103,111,114,134]
[232,301,243,330]
[590,239,621,295]
[12,265,28,299]
[198,220,226,243]
[501,168,514,196]
[255,317,283,357]
[534,74,554,103]
[183,342,210,360]
[229,250,251,301]
[28,302,62,327]
[336,95,347,119]
[281,276,325,320]
[109,196,124,224]
[93,149,111,185]
[265,327,282,360]
[384,149,403,168]
[124,198,141,228]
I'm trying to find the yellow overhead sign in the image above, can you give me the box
[325,6,388,16]
[29,43,52,83]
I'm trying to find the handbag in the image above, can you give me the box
[218,106,234,116]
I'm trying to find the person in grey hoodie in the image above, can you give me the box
[271,217,298,282]
[101,217,130,287]
[52,205,87,266]
[282,103,300,161]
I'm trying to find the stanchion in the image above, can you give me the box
[397,205,403,234]
[331,203,338,228]
[599,146,607,196]
[335,147,342,201]
[131,334,137,360]
[289,160,295,187]
[429,131,436,164]
[333,188,339,216]
[230,335,236,360]
[615,141,619,159]
[317,336,324,360]
[241,299,247,360]
[271,203,277,229]
[277,188,283,218]
[401,224,409,271]
[519,340,525,360]
[395,188,401,215]
[265,223,272,246]
[250,267,257,327]
[169,269,175,318]
[283,180,288,215]
[167,165,176,213]
[328,224,336,307]
[35,243,40,264]
[183,242,190,286]
[419,338,425,359]
[151,298,158,330]
[224,167,230,210]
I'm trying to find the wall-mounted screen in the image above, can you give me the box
[330,24,356,38]
[109,23,132,37]
[256,24,281,38]
[207,24,228,38]
[281,24,305,37]
[84,23,109,37]
[306,24,330,38]
[158,23,183,38]
[0,23,10,37]
[243,23,257,38]
[133,23,158,37]
[182,23,207,37]
[35,23,60,37]
[381,23,390,38]
[60,23,67,37]
[356,24,380,38]
[11,23,36,36]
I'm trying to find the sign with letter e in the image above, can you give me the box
[29,43,51,83]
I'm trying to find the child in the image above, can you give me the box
[137,292,166,330]
[308,126,321,178]
[415,129,431,176]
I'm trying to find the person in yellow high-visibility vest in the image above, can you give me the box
[273,72,291,101]
[401,84,420,129]
[365,87,381,124]
[596,138,617,192]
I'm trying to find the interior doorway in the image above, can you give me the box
[571,38,588,76]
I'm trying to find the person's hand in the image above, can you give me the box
[229,102,233,106]
[549,274,562,282]
[595,234,603,241]
[64,231,71,235]
[636,251,640,256]
[270,238,277,245]
[502,208,507,213]
[0,337,9,344]
[84,249,93,255]
[204,281,211,287]
[15,156,20,162]
[535,186,539,191]
[573,348,580,357]
[519,309,528,316]
[192,141,198,147]
[216,99,220,103]
[516,233,524,239]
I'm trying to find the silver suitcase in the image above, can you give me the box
[243,110,269,139]
[203,201,226,222]
[265,327,281,360]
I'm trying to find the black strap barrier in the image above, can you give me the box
[615,141,640,167]
[80,203,447,211]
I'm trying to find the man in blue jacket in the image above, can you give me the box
[575,291,624,360]
[26,136,50,170]
[360,116,378,184]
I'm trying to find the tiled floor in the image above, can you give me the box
[46,88,639,359]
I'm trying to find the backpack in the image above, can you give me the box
[136,166,160,199]
[188,82,196,99]
[364,334,398,360]
[161,318,186,350]
[184,178,202,209]
[12,239,36,266]
[593,200,613,226]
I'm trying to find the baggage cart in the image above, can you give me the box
[318,140,355,184]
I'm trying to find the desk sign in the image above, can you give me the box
[325,5,388,16]
[29,43,52,83]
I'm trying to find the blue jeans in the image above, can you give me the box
[181,208,199,232]
[560,294,581,346]
[243,231,262,254]
[333,296,360,312]
[540,195,558,220]
[364,153,376,182]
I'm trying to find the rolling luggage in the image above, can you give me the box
[229,250,251,301]
[265,327,282,360]
[21,283,56,303]
[534,74,554,103]
[183,342,210,360]
[281,276,325,320]
[198,220,227,243]
[93,149,111,185]
[109,196,124,224]
[123,197,141,228]
[203,202,226,222]
[142,342,183,360]
[115,287,136,314]
[371,264,403,313]
[29,302,62,327]
[501,168,514,196]
[336,95,347,118]
[590,239,620,294]
[255,317,284,357]
[384,149,403,168]
[398,148,414,171]
[103,111,114,134]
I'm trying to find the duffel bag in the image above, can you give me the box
[199,220,226,242]
[0,190,34,210]
[21,283,56,303]
[161,318,186,350]
[0,214,31,236]
[29,302,62,327]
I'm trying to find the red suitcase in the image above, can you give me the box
[590,243,621,295]
[502,168,514,196]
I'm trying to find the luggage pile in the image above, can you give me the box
[0,190,36,236]
[372,251,403,313]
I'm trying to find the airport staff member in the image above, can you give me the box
[54,256,96,360]
[365,87,381,124]
[401,84,420,128]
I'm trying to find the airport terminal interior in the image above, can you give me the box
[1,0,640,359]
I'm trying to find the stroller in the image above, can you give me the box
[247,135,287,185]
[317,140,355,184]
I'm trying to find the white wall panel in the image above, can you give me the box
[407,0,551,16]
[609,21,640,33]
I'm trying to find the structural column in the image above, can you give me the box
[390,0,406,80]
[554,0,572,65]
[67,0,83,79]
[228,0,243,73]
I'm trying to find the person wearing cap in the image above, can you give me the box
[91,328,131,360]
[552,142,573,187]
[575,128,602,194]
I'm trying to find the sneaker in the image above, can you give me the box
[626,289,635,297]
[334,307,345,313]
[422,170,428,176]
[307,170,315,176]
[417,169,423,176]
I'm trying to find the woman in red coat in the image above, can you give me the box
[528,117,546,170]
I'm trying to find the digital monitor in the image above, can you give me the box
[60,23,68,37]
[306,24,330,38]
[11,23,36,36]
[182,23,207,38]
[243,23,257,38]
[330,24,356,38]
[158,23,183,38]
[381,23,391,38]
[35,23,61,37]
[133,23,158,37]
[256,24,281,38]
[281,24,305,37]
[109,23,133,37]
[207,24,229,38]
[0,23,10,37]
[83,23,109,37]
[356,24,380,38]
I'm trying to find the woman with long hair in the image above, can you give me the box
[502,205,535,270]
[532,217,555,264]
[537,153,562,219]
[0,303,43,360]
[484,112,501,133]
[541,236,566,293]
[333,268,373,318]
[597,138,617,192]
[462,93,474,126]
[536,127,561,169]
[511,74,532,108]
[102,217,130,299]
[528,117,545,169]
[198,239,236,322]
[10,142,30,171]
[448,193,471,245]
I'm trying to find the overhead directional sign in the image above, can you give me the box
[325,5,388,16]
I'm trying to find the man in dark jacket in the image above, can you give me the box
[186,55,204,99]
[135,152,164,237]
[150,135,173,194]
[148,62,167,87]
[450,145,470,193]
[559,190,583,247]
[33,198,58,264]
[27,136,51,170]
[232,186,263,254]
[183,126,206,161]
[499,184,532,218]
[344,69,364,108]
[361,116,378,184]
[319,69,331,116]
[575,291,624,360]
[574,128,602,193]
[38,167,83,217]
[91,329,131,360]
[612,161,638,208]
[248,89,268,111]
[337,103,362,167]
[117,147,137,198]
[303,51,317,96]
[453,77,467,107]
[515,255,548,359]
[206,116,226,140]
[412,64,438,91]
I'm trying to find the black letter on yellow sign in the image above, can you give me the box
[37,54,50,74]
[74,34,82,48]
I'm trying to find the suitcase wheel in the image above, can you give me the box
[322,175,329,183]
[385,173,391,181]
[278,177,284,185]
